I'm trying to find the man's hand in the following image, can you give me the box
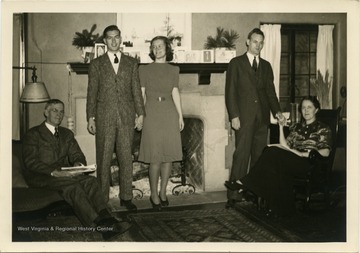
[135,115,144,131]
[73,162,84,167]
[276,112,287,126]
[51,170,81,178]
[231,117,241,130]
[87,118,96,135]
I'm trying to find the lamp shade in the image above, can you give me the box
[20,81,51,103]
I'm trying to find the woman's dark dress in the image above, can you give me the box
[138,63,183,163]
[241,120,332,215]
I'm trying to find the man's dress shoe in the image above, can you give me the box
[120,199,137,212]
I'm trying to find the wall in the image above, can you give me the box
[26,12,346,129]
[191,13,346,109]
[24,12,347,176]
[26,13,116,128]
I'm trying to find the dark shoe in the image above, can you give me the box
[243,190,258,204]
[120,199,137,212]
[159,195,169,207]
[225,199,237,209]
[150,196,162,211]
[101,221,132,241]
[225,180,246,191]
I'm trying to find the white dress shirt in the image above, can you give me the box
[108,51,121,74]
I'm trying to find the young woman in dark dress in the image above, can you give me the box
[138,36,184,211]
[225,96,332,216]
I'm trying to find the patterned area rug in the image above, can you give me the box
[129,208,299,242]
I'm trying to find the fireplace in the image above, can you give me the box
[179,89,230,192]
[74,70,231,194]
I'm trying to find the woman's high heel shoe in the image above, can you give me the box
[159,195,169,207]
[150,196,162,211]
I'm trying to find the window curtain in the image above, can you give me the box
[260,24,281,123]
[315,25,334,109]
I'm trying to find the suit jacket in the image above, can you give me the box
[86,53,145,128]
[22,122,87,186]
[225,53,281,125]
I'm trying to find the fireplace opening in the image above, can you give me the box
[178,117,204,190]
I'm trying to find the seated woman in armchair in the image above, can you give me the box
[225,96,332,216]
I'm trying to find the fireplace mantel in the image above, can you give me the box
[67,62,228,85]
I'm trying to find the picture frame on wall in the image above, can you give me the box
[94,43,107,58]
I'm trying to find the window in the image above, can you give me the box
[279,24,318,111]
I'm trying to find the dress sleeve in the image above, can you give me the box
[172,66,180,88]
[285,123,299,148]
[316,126,332,150]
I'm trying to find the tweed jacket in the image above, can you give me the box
[225,53,281,125]
[86,53,145,128]
[22,122,87,186]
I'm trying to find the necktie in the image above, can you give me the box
[54,127,59,139]
[252,56,257,72]
[114,54,119,64]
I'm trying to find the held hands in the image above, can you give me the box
[231,117,241,130]
[135,115,144,131]
[276,112,287,127]
[87,118,96,135]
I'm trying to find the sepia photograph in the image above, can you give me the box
[0,0,359,252]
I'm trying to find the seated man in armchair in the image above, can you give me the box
[22,99,131,240]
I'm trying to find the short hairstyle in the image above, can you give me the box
[148,36,173,62]
[299,96,321,112]
[44,99,64,110]
[247,28,265,40]
[103,25,121,38]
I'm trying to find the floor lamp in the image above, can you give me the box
[13,65,50,137]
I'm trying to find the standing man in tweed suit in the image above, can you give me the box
[87,25,145,211]
[224,28,285,207]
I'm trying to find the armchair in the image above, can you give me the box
[12,140,71,219]
[293,107,342,210]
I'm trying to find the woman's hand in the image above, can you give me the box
[135,115,144,131]
[276,112,287,126]
[179,117,184,131]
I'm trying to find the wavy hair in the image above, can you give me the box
[148,36,173,62]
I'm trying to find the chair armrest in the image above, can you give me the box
[308,149,326,164]
[307,150,330,180]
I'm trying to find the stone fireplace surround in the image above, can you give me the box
[74,70,230,193]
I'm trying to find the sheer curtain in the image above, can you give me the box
[316,25,334,109]
[260,24,281,123]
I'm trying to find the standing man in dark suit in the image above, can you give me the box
[22,99,131,240]
[224,28,285,207]
[87,25,145,211]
